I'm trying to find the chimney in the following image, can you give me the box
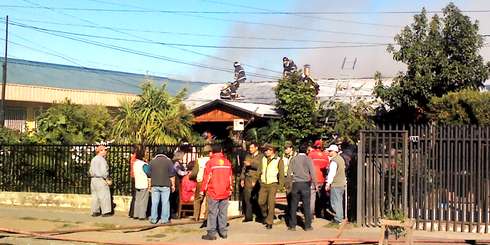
[304,64,311,77]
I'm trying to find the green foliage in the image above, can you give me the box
[275,72,324,141]
[0,127,25,144]
[112,81,193,145]
[324,101,375,144]
[34,99,111,144]
[429,89,490,125]
[244,120,285,148]
[375,3,489,122]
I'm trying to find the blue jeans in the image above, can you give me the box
[150,186,171,223]
[331,187,345,223]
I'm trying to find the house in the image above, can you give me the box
[184,78,391,138]
[0,58,208,131]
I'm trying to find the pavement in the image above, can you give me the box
[0,204,489,244]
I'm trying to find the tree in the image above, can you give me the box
[275,72,324,142]
[0,127,33,144]
[112,81,193,145]
[324,101,375,144]
[429,89,490,126]
[244,120,285,147]
[374,3,489,122]
[34,99,111,144]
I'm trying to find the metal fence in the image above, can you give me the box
[0,144,243,200]
[357,125,490,233]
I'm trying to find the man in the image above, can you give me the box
[234,61,246,84]
[258,144,285,229]
[190,145,212,221]
[240,142,263,223]
[325,144,346,225]
[89,145,112,217]
[282,141,297,178]
[200,144,233,240]
[308,139,329,218]
[282,57,297,78]
[149,147,176,224]
[287,144,317,231]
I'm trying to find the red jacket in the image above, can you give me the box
[201,153,233,200]
[308,149,330,184]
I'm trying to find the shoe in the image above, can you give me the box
[255,218,265,224]
[200,220,207,228]
[304,226,314,231]
[287,227,296,231]
[101,213,113,217]
[265,224,272,229]
[242,218,253,223]
[219,233,228,239]
[161,220,171,225]
[91,213,101,217]
[150,220,158,224]
[201,234,217,240]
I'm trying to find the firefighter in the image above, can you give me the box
[282,57,297,78]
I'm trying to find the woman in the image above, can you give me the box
[133,148,150,220]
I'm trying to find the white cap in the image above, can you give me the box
[326,145,339,152]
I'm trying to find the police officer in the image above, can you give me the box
[240,142,263,223]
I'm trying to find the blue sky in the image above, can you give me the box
[1,0,490,83]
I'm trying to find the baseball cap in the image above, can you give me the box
[326,145,339,152]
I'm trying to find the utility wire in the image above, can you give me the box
[2,17,389,45]
[202,0,401,28]
[19,0,280,79]
[9,21,390,50]
[21,0,283,78]
[2,4,490,14]
[78,0,394,39]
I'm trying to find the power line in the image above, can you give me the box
[202,0,401,28]
[9,21,390,50]
[19,0,283,78]
[3,17,389,45]
[2,4,490,15]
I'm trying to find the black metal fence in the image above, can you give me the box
[0,144,243,200]
[357,125,490,233]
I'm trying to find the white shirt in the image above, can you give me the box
[134,159,149,189]
[326,160,337,185]
[196,156,210,182]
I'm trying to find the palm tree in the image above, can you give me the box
[112,81,194,145]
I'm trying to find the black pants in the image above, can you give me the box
[289,181,312,228]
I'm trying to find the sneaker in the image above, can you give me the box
[219,233,227,239]
[161,220,171,225]
[150,220,158,224]
[287,227,296,231]
[91,213,101,217]
[201,234,217,240]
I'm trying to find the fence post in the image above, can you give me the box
[356,132,364,226]
[403,131,409,217]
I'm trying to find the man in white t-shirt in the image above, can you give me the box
[190,145,212,221]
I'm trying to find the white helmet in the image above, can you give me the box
[234,61,240,67]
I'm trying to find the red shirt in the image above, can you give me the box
[201,153,233,200]
[308,149,330,184]
[181,174,197,202]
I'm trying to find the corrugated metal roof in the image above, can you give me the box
[1,58,208,95]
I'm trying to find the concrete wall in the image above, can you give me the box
[0,192,241,216]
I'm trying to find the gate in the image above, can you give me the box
[357,125,490,233]
[356,128,409,227]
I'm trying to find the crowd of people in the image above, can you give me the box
[89,139,349,240]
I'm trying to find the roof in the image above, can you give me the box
[185,78,391,112]
[2,58,209,95]
[191,99,280,119]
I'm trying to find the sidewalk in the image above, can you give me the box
[0,204,488,244]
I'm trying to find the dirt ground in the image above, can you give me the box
[0,205,489,245]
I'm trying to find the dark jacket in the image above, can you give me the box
[149,154,176,187]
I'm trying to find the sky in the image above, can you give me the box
[1,0,490,83]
